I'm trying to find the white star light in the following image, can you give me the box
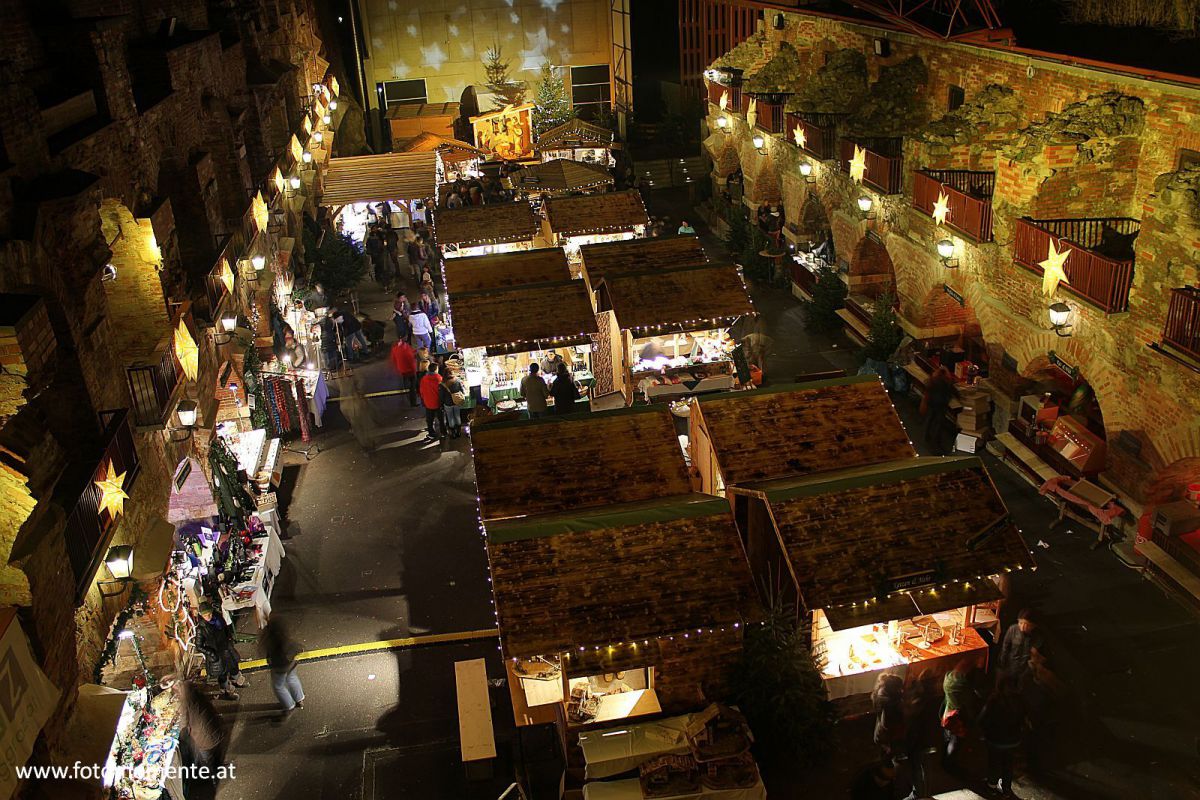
[459,42,474,59]
[372,37,384,49]
[520,27,555,71]
[509,11,520,24]
[387,0,397,9]
[421,43,449,71]
[448,23,459,36]
[391,61,411,78]
[540,0,563,10]
[406,24,418,36]
[561,23,570,33]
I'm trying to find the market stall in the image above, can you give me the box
[730,456,1034,703]
[448,279,598,413]
[689,376,915,497]
[543,189,649,268]
[396,131,486,183]
[535,117,618,167]
[320,152,440,243]
[507,158,614,199]
[596,263,754,403]
[579,235,709,290]
[433,201,540,259]
[442,247,573,296]
[386,101,460,150]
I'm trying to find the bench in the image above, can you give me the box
[455,658,497,780]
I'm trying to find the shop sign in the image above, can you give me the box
[1048,350,1078,379]
[885,569,938,594]
[0,612,60,800]
[943,284,965,306]
[173,458,192,493]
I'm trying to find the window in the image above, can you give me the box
[570,65,611,120]
[378,78,428,109]
[948,85,965,111]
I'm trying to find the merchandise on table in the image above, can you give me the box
[103,686,183,800]
[463,343,594,411]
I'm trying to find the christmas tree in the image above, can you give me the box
[863,292,903,361]
[482,45,526,108]
[803,265,847,334]
[533,62,576,136]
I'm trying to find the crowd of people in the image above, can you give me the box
[858,608,1059,800]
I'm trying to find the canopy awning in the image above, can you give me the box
[321,152,438,206]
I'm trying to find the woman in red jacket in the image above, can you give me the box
[390,339,417,406]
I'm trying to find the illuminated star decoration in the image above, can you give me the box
[746,98,757,129]
[95,462,130,519]
[218,258,234,295]
[251,191,269,232]
[174,319,199,381]
[719,90,728,111]
[932,191,951,226]
[848,145,867,183]
[1039,240,1072,297]
[792,124,807,150]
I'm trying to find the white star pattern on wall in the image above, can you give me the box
[540,0,563,10]
[387,0,397,9]
[391,61,410,78]
[422,42,448,71]
[406,24,418,37]
[509,11,520,24]
[448,23,459,36]
[521,27,555,72]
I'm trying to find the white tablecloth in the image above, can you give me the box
[582,777,766,800]
[220,526,284,627]
[580,714,692,779]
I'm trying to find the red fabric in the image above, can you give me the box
[1039,476,1126,525]
[419,373,443,408]
[391,341,417,376]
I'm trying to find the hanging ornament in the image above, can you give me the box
[719,90,729,111]
[1039,240,1071,297]
[848,145,867,184]
[932,191,951,226]
[95,462,130,518]
[174,319,199,381]
[792,124,807,150]
[218,258,235,295]
[251,191,269,233]
[746,98,757,129]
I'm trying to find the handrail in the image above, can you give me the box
[912,170,995,242]
[839,137,904,194]
[1012,217,1138,313]
[785,112,841,160]
[1163,287,1200,362]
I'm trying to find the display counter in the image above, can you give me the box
[218,522,284,628]
[103,686,185,800]
[582,775,766,800]
[464,343,594,410]
[631,329,737,399]
[579,713,692,779]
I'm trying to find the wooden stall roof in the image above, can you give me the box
[449,280,597,352]
[321,152,438,206]
[697,376,915,486]
[433,202,539,247]
[508,159,614,191]
[471,404,691,522]
[544,189,648,237]
[579,236,708,285]
[487,496,761,658]
[535,117,616,151]
[443,248,571,294]
[599,263,753,334]
[750,457,1034,620]
[396,131,484,163]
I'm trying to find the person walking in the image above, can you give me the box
[419,362,445,441]
[520,363,550,419]
[941,660,978,775]
[392,293,412,343]
[261,617,305,719]
[979,679,1024,796]
[390,338,418,406]
[418,290,440,323]
[195,604,245,701]
[440,366,466,438]
[922,365,959,455]
[549,362,580,415]
[871,673,906,765]
[409,305,433,351]
[173,680,225,772]
[998,608,1046,683]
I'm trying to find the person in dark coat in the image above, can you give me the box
[261,617,305,719]
[194,605,244,700]
[850,761,897,800]
[998,607,1047,683]
[922,364,959,454]
[979,679,1025,795]
[549,362,581,414]
[871,672,906,762]
[174,680,225,773]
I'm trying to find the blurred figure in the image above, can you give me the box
[174,679,225,772]
[261,616,305,720]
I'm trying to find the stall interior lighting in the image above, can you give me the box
[251,255,267,270]
[289,176,302,190]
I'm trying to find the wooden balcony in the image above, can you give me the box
[1163,287,1200,362]
[1012,217,1138,313]
[839,137,904,195]
[784,112,843,161]
[912,169,995,243]
[706,80,741,112]
[753,99,785,134]
[64,408,141,599]
[126,303,191,428]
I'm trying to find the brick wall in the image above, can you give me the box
[708,12,1200,502]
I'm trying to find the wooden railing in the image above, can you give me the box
[64,408,141,599]
[784,112,843,161]
[754,100,785,134]
[839,137,904,195]
[1012,217,1138,313]
[126,304,191,428]
[913,169,995,242]
[739,92,752,117]
[1163,287,1200,362]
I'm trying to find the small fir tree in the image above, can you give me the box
[862,292,903,362]
[723,205,751,256]
[305,228,367,297]
[741,227,771,282]
[733,603,835,763]
[533,62,576,136]
[482,45,526,108]
[803,265,848,334]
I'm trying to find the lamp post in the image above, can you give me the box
[98,545,135,597]
[752,134,766,154]
[857,195,875,220]
[937,238,959,268]
[798,161,815,184]
[1049,302,1073,337]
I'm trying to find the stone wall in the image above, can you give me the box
[708,12,1200,502]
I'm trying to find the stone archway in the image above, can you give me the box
[847,233,896,300]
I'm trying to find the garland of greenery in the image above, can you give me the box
[242,342,272,432]
[208,436,253,526]
[94,584,149,682]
